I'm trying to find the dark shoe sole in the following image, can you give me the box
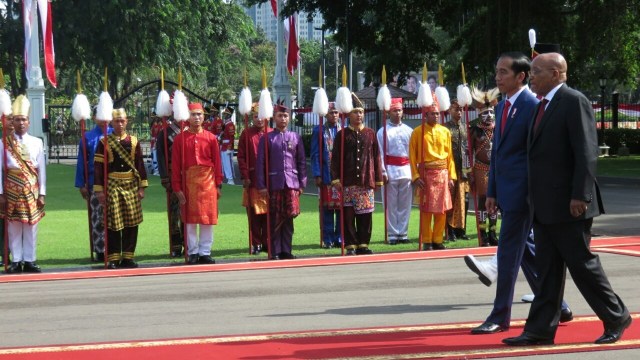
[464,256,492,287]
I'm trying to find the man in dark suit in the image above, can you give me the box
[503,53,631,346]
[468,52,571,335]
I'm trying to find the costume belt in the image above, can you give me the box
[108,171,135,180]
[473,161,490,171]
[385,155,410,166]
[423,159,448,170]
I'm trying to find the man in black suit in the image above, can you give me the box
[503,53,631,346]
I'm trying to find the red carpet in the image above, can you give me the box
[1,314,638,359]
[1,235,638,284]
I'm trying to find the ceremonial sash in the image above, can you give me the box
[107,135,141,181]
[385,155,410,166]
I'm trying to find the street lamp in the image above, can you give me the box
[599,77,607,146]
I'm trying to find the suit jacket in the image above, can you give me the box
[488,88,538,212]
[527,84,604,224]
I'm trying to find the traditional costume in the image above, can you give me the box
[377,98,413,244]
[469,87,500,246]
[171,103,223,264]
[444,100,470,240]
[331,94,384,255]
[156,117,184,257]
[94,108,148,267]
[409,97,457,249]
[75,122,113,260]
[255,104,306,259]
[237,104,272,254]
[0,96,46,273]
[220,110,236,185]
[310,102,341,248]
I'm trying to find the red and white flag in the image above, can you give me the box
[22,0,57,88]
[270,0,277,18]
[284,13,300,75]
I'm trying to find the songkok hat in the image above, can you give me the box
[389,98,403,111]
[11,95,30,117]
[423,96,440,113]
[112,108,127,119]
[273,103,289,114]
[350,93,364,112]
[188,102,204,113]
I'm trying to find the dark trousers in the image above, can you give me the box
[342,207,372,249]
[525,219,629,338]
[271,217,293,256]
[107,226,139,262]
[248,210,268,248]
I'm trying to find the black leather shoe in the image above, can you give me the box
[251,245,261,255]
[187,254,199,264]
[560,308,573,323]
[356,248,373,255]
[6,262,22,274]
[95,252,105,262]
[270,254,280,260]
[107,261,119,269]
[503,332,554,346]
[432,243,446,250]
[471,321,506,334]
[595,316,632,344]
[346,249,357,256]
[279,252,296,260]
[422,243,433,251]
[119,259,138,268]
[22,261,42,273]
[198,255,216,264]
[170,249,182,258]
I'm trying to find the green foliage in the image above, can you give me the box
[601,129,640,154]
[597,155,640,178]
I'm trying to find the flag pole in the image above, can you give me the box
[380,66,389,244]
[0,70,9,272]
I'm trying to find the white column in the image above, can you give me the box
[272,0,292,109]
[26,0,48,161]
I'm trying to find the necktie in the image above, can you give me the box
[500,100,511,135]
[533,99,549,133]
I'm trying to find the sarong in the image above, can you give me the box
[343,186,375,214]
[184,165,218,225]
[270,188,300,231]
[414,164,452,214]
[449,179,469,228]
[319,185,342,210]
[4,169,44,224]
[242,187,269,215]
[106,171,143,231]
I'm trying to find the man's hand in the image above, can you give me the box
[96,191,106,205]
[217,187,222,199]
[448,179,455,190]
[138,188,145,200]
[315,176,323,187]
[243,179,251,188]
[333,182,342,191]
[413,178,425,190]
[37,195,46,208]
[160,177,171,190]
[570,199,588,218]
[79,187,89,200]
[383,174,389,185]
[486,197,498,215]
[175,191,186,205]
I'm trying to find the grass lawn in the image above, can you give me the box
[597,155,640,178]
[31,164,486,269]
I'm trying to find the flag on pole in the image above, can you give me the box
[22,0,57,88]
[38,0,57,88]
[284,13,300,75]
[270,0,277,17]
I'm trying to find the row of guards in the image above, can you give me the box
[0,60,483,270]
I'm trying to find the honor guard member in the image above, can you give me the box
[94,108,148,269]
[172,102,223,264]
[0,96,46,273]
[377,98,413,245]
[444,99,470,241]
[220,107,236,185]
[409,96,457,250]
[331,94,384,255]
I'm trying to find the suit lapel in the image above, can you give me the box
[530,84,566,147]
[495,101,504,147]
